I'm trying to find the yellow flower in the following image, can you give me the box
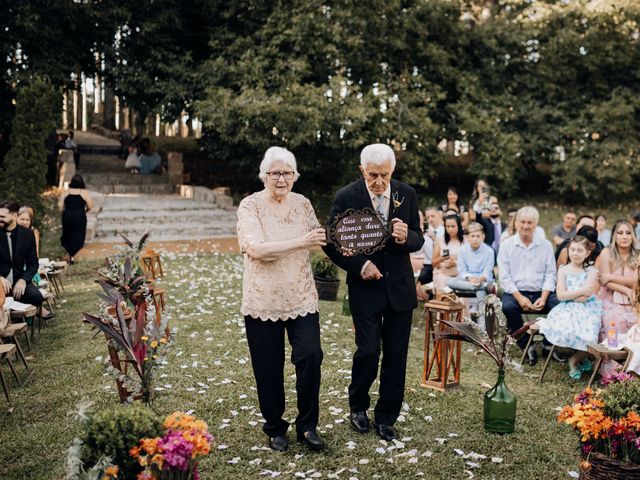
[150,340,158,349]
[141,336,149,341]
[160,338,168,344]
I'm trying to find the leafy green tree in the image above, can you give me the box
[0,78,60,211]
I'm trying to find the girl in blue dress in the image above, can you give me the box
[538,236,602,379]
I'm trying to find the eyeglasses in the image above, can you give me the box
[267,171,295,180]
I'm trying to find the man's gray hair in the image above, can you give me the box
[516,206,539,224]
[360,143,396,170]
[258,146,300,183]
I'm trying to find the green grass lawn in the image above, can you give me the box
[0,252,587,479]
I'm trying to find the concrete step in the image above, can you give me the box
[97,194,220,211]
[78,145,121,156]
[90,184,175,194]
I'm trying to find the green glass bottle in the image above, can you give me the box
[484,368,516,434]
[342,292,350,316]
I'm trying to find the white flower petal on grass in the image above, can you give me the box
[491,457,503,464]
[466,461,480,468]
[424,416,433,422]
[408,457,418,464]
[358,459,369,464]
[435,438,447,445]
[568,472,579,479]
[454,449,465,456]
[217,444,229,450]
[464,470,475,479]
[392,439,405,449]
[228,457,241,464]
[422,450,433,457]
[448,433,459,437]
[375,447,386,454]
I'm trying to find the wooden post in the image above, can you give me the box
[422,301,464,391]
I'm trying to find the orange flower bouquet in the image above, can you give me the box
[130,412,214,480]
[558,372,640,476]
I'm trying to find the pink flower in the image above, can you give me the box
[158,431,194,471]
[600,372,633,387]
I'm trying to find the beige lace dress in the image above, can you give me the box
[237,191,321,321]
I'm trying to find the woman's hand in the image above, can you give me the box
[443,258,456,269]
[303,228,327,248]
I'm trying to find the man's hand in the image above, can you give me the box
[12,279,26,300]
[391,218,408,244]
[531,297,547,311]
[516,295,534,311]
[362,262,383,280]
[468,276,482,287]
[0,277,11,295]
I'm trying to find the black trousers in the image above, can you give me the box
[245,312,323,437]
[350,306,413,426]
[502,291,559,349]
[14,281,44,307]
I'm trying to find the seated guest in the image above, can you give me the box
[124,138,141,173]
[65,130,80,169]
[0,200,43,307]
[596,219,640,376]
[500,208,518,243]
[596,214,611,247]
[631,212,640,240]
[537,236,602,379]
[447,222,495,326]
[554,215,595,261]
[552,210,577,247]
[17,206,40,257]
[416,232,434,302]
[432,214,464,291]
[488,200,506,253]
[439,187,468,228]
[497,206,558,365]
[556,225,602,267]
[425,206,444,239]
[138,138,162,174]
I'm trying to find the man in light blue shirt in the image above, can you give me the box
[497,206,558,365]
[447,222,494,325]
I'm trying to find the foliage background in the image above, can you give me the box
[1,0,639,203]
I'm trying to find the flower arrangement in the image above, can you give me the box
[130,412,214,480]
[83,234,170,403]
[435,294,530,370]
[558,373,640,468]
[84,283,170,403]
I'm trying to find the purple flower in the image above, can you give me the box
[600,371,633,387]
[158,431,194,471]
[581,443,593,455]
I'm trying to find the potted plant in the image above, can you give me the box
[434,294,530,434]
[311,253,340,301]
[558,372,640,479]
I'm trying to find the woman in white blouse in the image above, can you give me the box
[236,146,327,453]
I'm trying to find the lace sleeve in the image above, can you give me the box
[236,195,264,254]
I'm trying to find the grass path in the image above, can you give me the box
[1,253,583,479]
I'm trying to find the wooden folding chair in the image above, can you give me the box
[0,343,20,406]
[586,344,632,387]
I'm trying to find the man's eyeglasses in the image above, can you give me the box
[267,171,295,180]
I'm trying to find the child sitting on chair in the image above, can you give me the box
[537,236,602,380]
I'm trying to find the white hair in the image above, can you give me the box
[360,143,396,170]
[258,146,300,183]
[516,206,539,224]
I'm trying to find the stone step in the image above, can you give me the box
[97,194,221,211]
[97,210,235,222]
[78,145,121,156]
[84,173,169,186]
[93,224,236,242]
[89,184,176,195]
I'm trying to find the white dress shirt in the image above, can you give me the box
[497,233,557,294]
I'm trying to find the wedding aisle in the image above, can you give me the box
[1,252,581,479]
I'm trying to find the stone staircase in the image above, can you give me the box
[69,135,237,244]
[92,194,237,243]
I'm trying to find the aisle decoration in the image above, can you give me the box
[434,294,530,434]
[82,234,170,403]
[558,373,640,479]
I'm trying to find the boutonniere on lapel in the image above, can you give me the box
[392,191,405,211]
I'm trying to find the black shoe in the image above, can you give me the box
[268,435,289,452]
[297,430,325,451]
[542,348,568,363]
[526,346,538,366]
[349,411,370,433]
[373,423,397,441]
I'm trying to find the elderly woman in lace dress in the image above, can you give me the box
[237,146,327,453]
